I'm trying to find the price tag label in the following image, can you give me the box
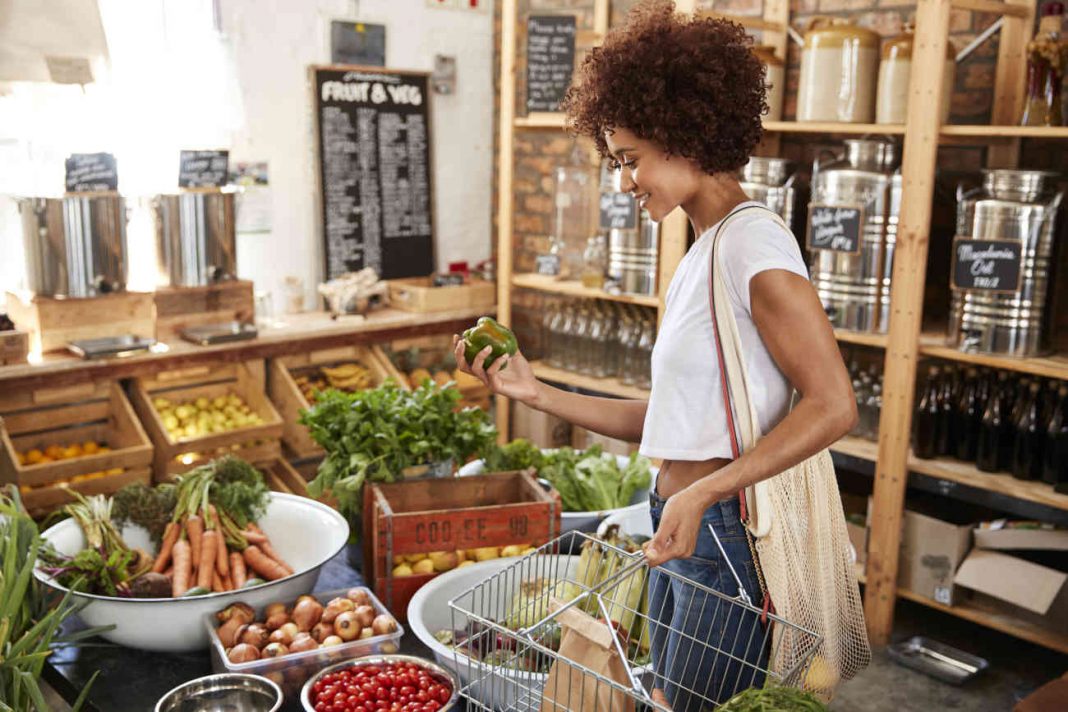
[599,193,637,230]
[65,153,118,192]
[806,204,863,255]
[950,237,1023,294]
[179,150,230,188]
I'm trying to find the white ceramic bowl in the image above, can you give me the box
[458,452,657,534]
[35,492,349,652]
[408,555,583,710]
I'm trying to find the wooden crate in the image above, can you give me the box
[267,344,408,459]
[0,329,29,365]
[153,280,255,342]
[0,381,153,516]
[5,291,155,353]
[260,458,312,498]
[383,335,492,411]
[362,470,561,619]
[128,361,283,481]
[388,277,496,313]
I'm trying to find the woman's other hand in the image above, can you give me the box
[643,488,709,567]
[453,334,540,405]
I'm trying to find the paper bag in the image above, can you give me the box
[540,597,637,712]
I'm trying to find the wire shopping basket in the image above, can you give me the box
[448,530,821,711]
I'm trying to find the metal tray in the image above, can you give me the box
[887,636,989,685]
[179,321,257,345]
[67,335,156,359]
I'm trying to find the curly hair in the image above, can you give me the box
[560,0,767,175]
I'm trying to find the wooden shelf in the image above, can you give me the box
[831,434,879,462]
[762,121,906,135]
[531,361,650,400]
[907,451,1068,512]
[896,588,1068,655]
[512,273,660,307]
[949,0,1032,18]
[835,329,888,349]
[514,113,566,129]
[941,124,1068,140]
[919,332,1068,381]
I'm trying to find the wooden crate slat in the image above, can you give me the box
[20,467,152,515]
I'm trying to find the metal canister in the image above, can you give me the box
[739,157,799,233]
[808,138,902,333]
[152,189,238,288]
[608,212,659,296]
[949,169,1063,356]
[18,194,128,298]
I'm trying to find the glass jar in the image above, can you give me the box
[636,316,656,390]
[555,302,576,370]
[551,144,599,279]
[1021,3,1066,127]
[570,301,592,375]
[618,311,641,386]
[582,235,608,289]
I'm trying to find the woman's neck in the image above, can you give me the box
[681,172,752,237]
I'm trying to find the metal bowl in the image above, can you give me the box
[155,673,282,712]
[301,655,459,712]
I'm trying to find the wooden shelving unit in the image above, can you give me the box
[497,0,1068,655]
[512,273,661,308]
[530,361,651,401]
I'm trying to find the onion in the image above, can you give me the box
[372,614,398,637]
[228,643,260,663]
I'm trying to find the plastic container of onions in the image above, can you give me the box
[204,586,404,698]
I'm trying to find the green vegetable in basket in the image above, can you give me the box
[718,685,830,712]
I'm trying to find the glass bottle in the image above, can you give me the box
[1043,386,1068,486]
[936,366,957,457]
[559,302,579,372]
[851,376,868,438]
[1012,382,1044,481]
[977,372,1009,472]
[571,301,593,375]
[619,312,642,387]
[582,235,608,289]
[546,301,567,369]
[912,367,941,459]
[865,383,882,441]
[1020,2,1066,127]
[637,315,656,390]
[954,368,981,462]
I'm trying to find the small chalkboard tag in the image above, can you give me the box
[179,150,230,188]
[65,153,118,192]
[535,254,561,276]
[526,15,576,112]
[807,204,863,255]
[599,193,637,230]
[951,237,1023,293]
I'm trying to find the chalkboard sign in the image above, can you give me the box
[527,15,576,113]
[599,193,637,230]
[65,153,117,192]
[806,204,863,255]
[313,66,434,281]
[179,150,230,188]
[951,237,1023,293]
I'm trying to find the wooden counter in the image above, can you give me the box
[0,307,485,392]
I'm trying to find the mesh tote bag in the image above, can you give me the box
[706,206,871,700]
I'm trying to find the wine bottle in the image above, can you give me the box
[1044,386,1068,487]
[913,367,941,460]
[1011,382,1043,481]
[977,372,1008,472]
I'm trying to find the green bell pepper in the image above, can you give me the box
[462,316,518,369]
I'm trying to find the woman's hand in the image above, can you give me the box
[643,487,710,567]
[453,335,541,405]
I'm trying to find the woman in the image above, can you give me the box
[456,2,856,707]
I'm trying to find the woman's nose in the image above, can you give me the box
[619,168,637,193]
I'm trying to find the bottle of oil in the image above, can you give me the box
[1043,385,1068,486]
[977,372,1009,472]
[954,368,981,462]
[913,367,941,459]
[937,366,957,456]
[1011,382,1043,481]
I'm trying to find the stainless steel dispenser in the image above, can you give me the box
[739,157,799,231]
[153,189,238,288]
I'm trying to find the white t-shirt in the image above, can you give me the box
[639,203,810,461]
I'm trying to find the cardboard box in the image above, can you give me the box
[512,401,571,449]
[973,523,1068,552]
[955,549,1068,634]
[897,510,972,605]
[841,493,870,568]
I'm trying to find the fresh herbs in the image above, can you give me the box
[112,482,177,547]
[718,685,830,711]
[482,441,652,512]
[301,381,498,533]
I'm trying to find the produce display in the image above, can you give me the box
[15,439,124,494]
[38,457,291,598]
[294,361,375,403]
[482,440,651,512]
[390,544,536,577]
[308,660,453,712]
[301,381,497,537]
[152,394,264,441]
[461,316,517,370]
[718,686,830,711]
[214,587,398,665]
[433,527,650,673]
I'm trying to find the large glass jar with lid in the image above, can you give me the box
[551,143,599,279]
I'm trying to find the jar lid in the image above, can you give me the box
[882,25,956,60]
[803,17,880,50]
[752,45,784,66]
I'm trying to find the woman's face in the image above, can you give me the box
[604,127,703,222]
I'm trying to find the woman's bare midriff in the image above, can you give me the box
[656,457,731,498]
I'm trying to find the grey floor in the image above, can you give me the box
[831,599,1066,711]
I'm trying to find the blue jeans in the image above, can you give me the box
[647,493,769,711]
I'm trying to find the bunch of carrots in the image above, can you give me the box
[149,460,294,597]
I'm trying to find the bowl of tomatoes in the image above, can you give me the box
[301,655,458,712]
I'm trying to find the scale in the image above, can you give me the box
[67,335,156,359]
[179,321,258,346]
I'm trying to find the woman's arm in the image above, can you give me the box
[453,337,649,443]
[645,269,856,566]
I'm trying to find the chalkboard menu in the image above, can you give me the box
[179,150,230,188]
[313,66,434,280]
[65,153,118,192]
[527,15,576,113]
[806,204,863,255]
[599,193,637,230]
[951,237,1023,293]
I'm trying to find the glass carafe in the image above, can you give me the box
[637,315,655,389]
[570,301,592,375]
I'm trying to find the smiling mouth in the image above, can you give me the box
[635,193,650,209]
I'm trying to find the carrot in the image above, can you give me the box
[171,539,192,597]
[212,569,224,593]
[230,551,247,589]
[216,533,230,578]
[243,545,289,581]
[222,572,233,591]
[198,531,218,591]
[241,529,269,545]
[186,515,204,572]
[152,522,180,573]
[163,565,174,579]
